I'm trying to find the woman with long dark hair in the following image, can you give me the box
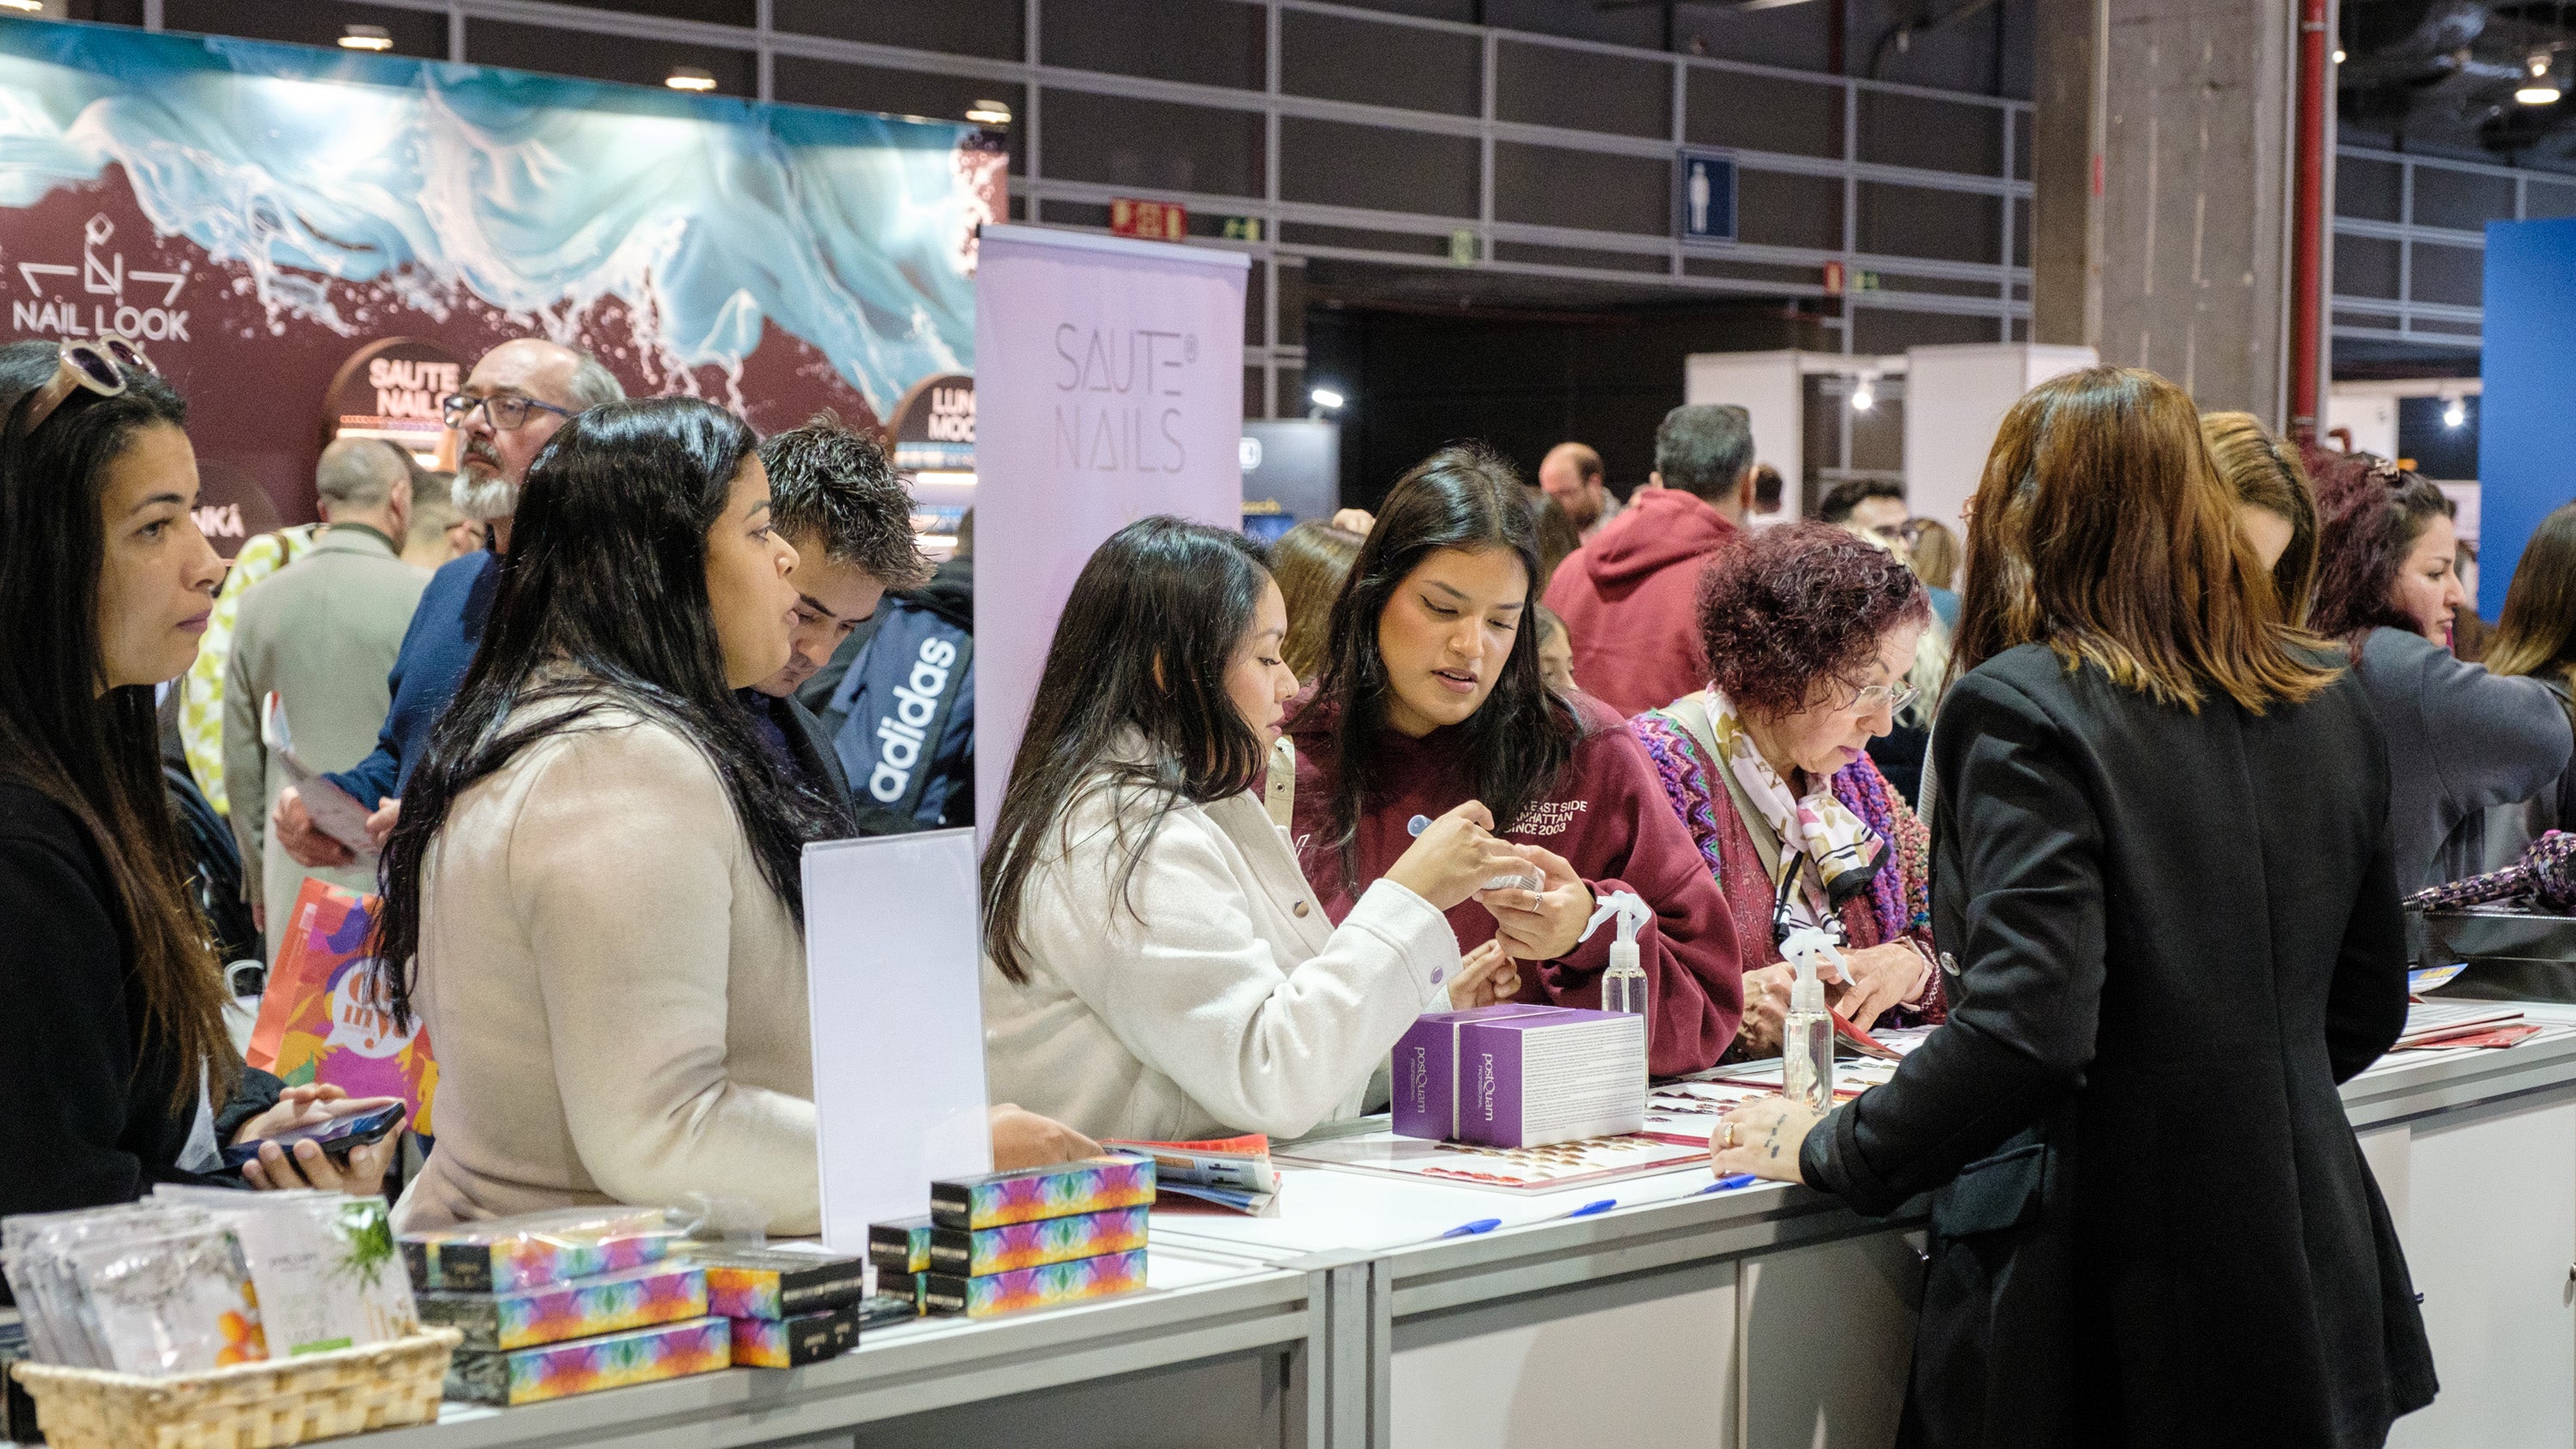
[982,518,1523,1141]
[378,397,837,1231]
[1288,445,1746,1075]
[1714,368,2433,1446]
[2482,501,2576,860]
[0,338,392,1229]
[2308,453,2568,890]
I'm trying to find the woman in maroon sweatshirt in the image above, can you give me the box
[1287,445,1747,1075]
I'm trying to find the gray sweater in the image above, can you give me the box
[2356,627,2573,893]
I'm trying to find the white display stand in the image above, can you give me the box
[1899,342,2096,533]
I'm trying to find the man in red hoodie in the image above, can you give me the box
[1541,404,1756,716]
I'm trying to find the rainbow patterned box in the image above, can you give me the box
[444,1315,732,1406]
[927,1204,1150,1277]
[928,1156,1156,1231]
[921,1247,1149,1319]
[727,1306,858,1369]
[866,1216,933,1276]
[692,1247,869,1321]
[401,1208,679,1294]
[418,1263,708,1351]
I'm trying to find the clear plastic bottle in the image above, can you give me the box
[1778,932,1837,1112]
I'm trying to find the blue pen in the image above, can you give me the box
[1702,1173,1760,1193]
[1555,1198,1617,1221]
[1438,1217,1504,1239]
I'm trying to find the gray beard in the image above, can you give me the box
[454,466,518,522]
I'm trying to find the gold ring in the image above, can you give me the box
[1721,1123,1737,1150]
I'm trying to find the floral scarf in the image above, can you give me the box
[1702,691,1888,947]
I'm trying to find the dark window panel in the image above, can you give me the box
[2336,157,2402,222]
[1044,90,1265,197]
[774,0,1022,59]
[2409,242,2482,308]
[2332,233,2401,300]
[1274,260,1308,348]
[2014,110,2032,180]
[161,0,445,57]
[1686,69,1842,159]
[1497,40,1668,140]
[2014,194,2030,269]
[1042,0,1262,90]
[2410,166,2515,231]
[537,0,753,24]
[1245,366,1267,421]
[1279,221,1454,257]
[1857,180,1998,264]
[465,21,753,95]
[1042,199,1111,227]
[1858,91,2002,177]
[1851,307,1996,354]
[1683,255,1832,287]
[771,59,1023,170]
[1492,241,1670,274]
[2010,316,2029,342]
[1738,169,1843,252]
[2530,181,2576,220]
[1280,119,1478,216]
[1482,0,1665,50]
[1321,0,1473,21]
[1283,9,1479,117]
[1671,8,1833,73]
[1495,141,1667,235]
[1273,366,1305,422]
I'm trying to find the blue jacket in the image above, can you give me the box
[325,549,500,808]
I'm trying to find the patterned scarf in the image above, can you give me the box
[1703,691,1887,947]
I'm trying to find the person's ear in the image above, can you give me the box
[1646,472,1664,491]
[1735,466,1757,514]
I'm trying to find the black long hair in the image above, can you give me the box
[374,398,839,1025]
[1299,443,1580,881]
[982,517,1273,985]
[0,340,233,1108]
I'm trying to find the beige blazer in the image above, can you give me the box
[393,690,818,1235]
[220,527,428,947]
[982,756,1461,1143]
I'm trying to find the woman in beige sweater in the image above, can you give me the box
[981,518,1526,1142]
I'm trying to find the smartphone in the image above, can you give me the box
[220,1100,406,1171]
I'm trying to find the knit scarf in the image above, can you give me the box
[1704,690,1887,947]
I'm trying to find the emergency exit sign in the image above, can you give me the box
[1109,198,1188,241]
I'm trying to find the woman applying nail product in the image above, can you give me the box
[981,517,1524,1142]
[1287,446,1747,1075]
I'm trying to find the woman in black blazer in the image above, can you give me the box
[0,338,394,1243]
[1715,367,2434,1448]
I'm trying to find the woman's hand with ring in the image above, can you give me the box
[1709,1095,1827,1185]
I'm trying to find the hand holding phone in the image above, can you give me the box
[222,1099,406,1171]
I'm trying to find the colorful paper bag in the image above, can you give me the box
[246,877,439,1135]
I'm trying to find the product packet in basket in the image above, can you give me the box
[246,878,439,1135]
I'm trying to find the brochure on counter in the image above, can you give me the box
[1273,1131,1708,1193]
[1099,1135,1281,1216]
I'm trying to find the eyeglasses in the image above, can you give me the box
[13,336,155,438]
[440,393,574,431]
[1844,680,1919,715]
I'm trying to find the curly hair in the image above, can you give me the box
[2306,449,2454,647]
[1697,522,1929,718]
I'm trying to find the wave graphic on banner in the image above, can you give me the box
[0,21,986,414]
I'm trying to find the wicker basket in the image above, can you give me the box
[7,1328,461,1449]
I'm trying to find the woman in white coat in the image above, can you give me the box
[981,517,1526,1142]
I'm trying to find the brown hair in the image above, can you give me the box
[2488,501,2576,697]
[1535,497,1583,594]
[1953,368,2336,713]
[2200,411,2319,626]
[1700,523,1930,719]
[2307,450,2456,647]
[1907,517,1959,593]
[1270,519,1364,684]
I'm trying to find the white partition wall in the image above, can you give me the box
[1684,350,1806,521]
[1900,344,2097,530]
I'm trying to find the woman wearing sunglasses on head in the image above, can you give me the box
[1632,524,1942,1057]
[1288,446,1747,1076]
[0,338,398,1239]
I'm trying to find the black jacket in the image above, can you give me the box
[1802,645,2436,1449]
[0,783,280,1237]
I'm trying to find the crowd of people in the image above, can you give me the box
[5,326,2570,1440]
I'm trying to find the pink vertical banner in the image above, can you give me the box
[972,224,1250,844]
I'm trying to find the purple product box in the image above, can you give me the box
[1392,1005,1559,1140]
[1454,1008,1648,1148]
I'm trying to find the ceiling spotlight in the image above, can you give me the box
[665,66,717,93]
[2332,48,2346,65]
[965,99,1013,126]
[2442,397,2467,429]
[338,23,392,50]
[2519,50,2563,106]
[1850,376,1877,413]
[0,1,47,12]
[1309,387,1346,411]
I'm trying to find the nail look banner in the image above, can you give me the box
[970,225,1251,843]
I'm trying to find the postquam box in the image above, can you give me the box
[1391,1004,1560,1141]
[1453,1008,1648,1148]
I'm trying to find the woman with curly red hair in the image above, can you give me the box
[2309,451,2568,891]
[1632,525,1940,1055]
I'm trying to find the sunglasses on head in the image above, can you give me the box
[13,336,155,439]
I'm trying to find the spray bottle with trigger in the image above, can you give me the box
[1774,926,1849,1112]
[1577,891,1652,1019]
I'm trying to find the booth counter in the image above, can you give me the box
[14,1008,2576,1449]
